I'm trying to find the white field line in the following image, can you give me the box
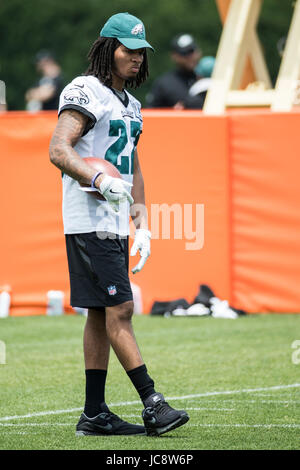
[0,423,72,426]
[0,383,299,422]
[187,399,300,404]
[187,400,300,405]
[237,400,300,404]
[185,408,234,411]
[62,414,142,419]
[2,432,39,436]
[162,383,300,401]
[1,423,299,431]
[190,424,300,429]
[249,393,290,397]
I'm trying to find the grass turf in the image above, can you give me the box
[0,313,299,450]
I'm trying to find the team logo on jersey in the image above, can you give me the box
[131,23,144,36]
[121,109,134,119]
[107,285,117,296]
[64,88,89,105]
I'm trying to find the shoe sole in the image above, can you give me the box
[76,430,146,437]
[145,413,189,437]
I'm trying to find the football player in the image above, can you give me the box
[49,12,189,437]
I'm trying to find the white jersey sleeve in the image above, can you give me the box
[58,76,107,133]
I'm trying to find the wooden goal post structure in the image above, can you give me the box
[203,0,300,114]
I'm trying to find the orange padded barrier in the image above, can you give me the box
[229,109,300,312]
[0,109,300,315]
[0,111,230,315]
[0,112,70,315]
[135,110,231,312]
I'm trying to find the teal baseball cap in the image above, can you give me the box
[196,56,215,78]
[100,12,154,51]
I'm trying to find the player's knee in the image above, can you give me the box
[117,301,134,322]
[107,301,134,323]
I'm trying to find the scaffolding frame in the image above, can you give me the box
[204,0,300,114]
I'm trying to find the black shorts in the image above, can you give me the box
[65,232,133,309]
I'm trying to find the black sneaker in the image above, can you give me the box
[142,393,189,436]
[76,403,145,436]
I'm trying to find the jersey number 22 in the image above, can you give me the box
[104,120,141,175]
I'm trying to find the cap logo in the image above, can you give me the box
[177,34,194,48]
[131,23,144,35]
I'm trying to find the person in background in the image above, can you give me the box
[25,50,64,111]
[0,79,7,111]
[188,56,215,105]
[277,36,286,58]
[146,33,204,109]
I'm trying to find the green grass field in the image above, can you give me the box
[0,313,299,450]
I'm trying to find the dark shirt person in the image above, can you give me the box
[146,34,204,109]
[25,51,64,111]
[0,79,7,111]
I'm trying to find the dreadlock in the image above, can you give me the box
[85,37,149,89]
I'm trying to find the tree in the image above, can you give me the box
[0,0,293,110]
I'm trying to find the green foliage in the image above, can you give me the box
[0,0,295,109]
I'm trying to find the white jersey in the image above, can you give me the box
[58,75,143,236]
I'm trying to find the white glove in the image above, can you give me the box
[130,229,151,274]
[99,175,134,213]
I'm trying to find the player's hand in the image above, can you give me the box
[130,229,151,274]
[99,175,134,213]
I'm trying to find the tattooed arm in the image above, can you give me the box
[49,109,104,187]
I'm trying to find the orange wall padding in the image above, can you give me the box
[0,109,300,315]
[229,109,300,312]
[0,112,70,315]
[135,110,231,311]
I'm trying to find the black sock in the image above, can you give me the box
[127,364,156,405]
[84,369,107,418]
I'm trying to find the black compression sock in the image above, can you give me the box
[127,364,156,405]
[84,369,107,418]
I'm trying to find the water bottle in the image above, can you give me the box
[46,290,64,316]
[0,285,11,318]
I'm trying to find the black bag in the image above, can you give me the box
[192,284,215,307]
[193,284,247,315]
[150,298,189,315]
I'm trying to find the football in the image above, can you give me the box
[80,157,122,200]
